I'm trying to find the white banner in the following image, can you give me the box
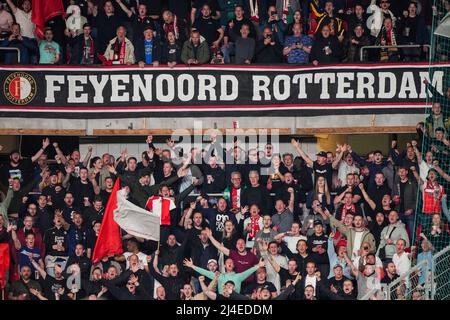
[113,189,161,241]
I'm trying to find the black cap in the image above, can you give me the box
[435,127,445,132]
[138,169,152,178]
[9,149,20,156]
[316,151,327,158]
[200,192,210,200]
[143,25,154,32]
[313,219,323,226]
[49,169,59,176]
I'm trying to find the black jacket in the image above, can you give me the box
[254,38,283,63]
[310,35,343,64]
[149,262,186,300]
[241,185,272,214]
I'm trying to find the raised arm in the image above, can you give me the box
[115,0,133,18]
[200,275,218,300]
[287,187,295,213]
[5,0,18,14]
[9,227,21,250]
[323,209,349,238]
[89,172,101,195]
[333,186,352,206]
[31,138,50,163]
[332,144,346,170]
[327,235,337,262]
[30,257,47,279]
[262,245,281,273]
[53,142,67,164]
[184,258,216,280]
[291,139,313,167]
[183,202,196,230]
[434,163,450,182]
[348,145,367,166]
[343,253,358,277]
[149,252,165,284]
[0,187,13,218]
[62,166,74,188]
[206,228,230,256]
[236,263,260,283]
[359,183,376,210]
[82,146,93,168]
[412,143,422,165]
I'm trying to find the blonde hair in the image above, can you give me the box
[314,176,331,205]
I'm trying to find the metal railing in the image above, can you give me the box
[386,259,431,300]
[359,284,389,300]
[360,44,431,62]
[0,47,21,63]
[431,245,450,300]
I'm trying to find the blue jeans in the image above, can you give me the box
[221,42,235,64]
[400,211,416,240]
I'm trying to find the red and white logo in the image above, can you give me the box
[4,72,36,105]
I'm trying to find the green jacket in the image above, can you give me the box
[193,265,258,294]
[181,38,210,65]
[425,82,450,138]
[329,215,376,258]
[0,188,13,227]
[376,221,410,259]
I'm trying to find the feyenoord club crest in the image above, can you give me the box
[3,72,37,105]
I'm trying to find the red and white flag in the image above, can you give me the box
[92,178,123,264]
[114,191,161,241]
[146,196,175,226]
[92,178,162,263]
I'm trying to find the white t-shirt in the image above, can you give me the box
[284,235,307,253]
[352,231,364,261]
[419,161,433,183]
[304,275,317,295]
[338,161,360,187]
[393,252,411,277]
[14,9,35,39]
[265,254,288,293]
[123,251,148,270]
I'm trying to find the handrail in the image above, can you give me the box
[0,47,21,63]
[359,44,431,62]
[431,245,450,300]
[386,259,429,300]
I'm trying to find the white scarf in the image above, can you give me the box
[249,0,259,22]
[282,0,291,24]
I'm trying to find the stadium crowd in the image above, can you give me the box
[0,0,434,65]
[0,77,449,300]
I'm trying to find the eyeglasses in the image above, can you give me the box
[363,246,369,250]
[127,282,134,285]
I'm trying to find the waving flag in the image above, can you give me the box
[32,0,65,39]
[0,243,10,289]
[92,178,123,264]
[114,189,161,241]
